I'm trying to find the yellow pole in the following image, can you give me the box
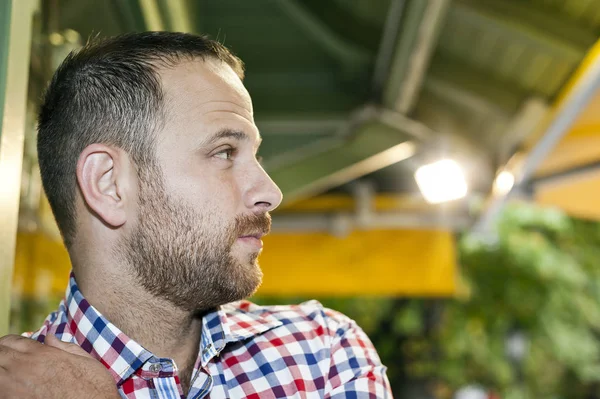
[0,0,37,336]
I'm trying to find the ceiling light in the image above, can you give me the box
[493,170,515,196]
[415,159,468,204]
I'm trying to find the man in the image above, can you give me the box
[0,32,391,398]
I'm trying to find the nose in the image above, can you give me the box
[244,163,283,213]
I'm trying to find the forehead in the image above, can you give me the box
[157,58,258,143]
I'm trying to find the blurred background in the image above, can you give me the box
[2,0,600,397]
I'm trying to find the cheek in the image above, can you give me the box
[178,174,241,215]
[212,173,240,200]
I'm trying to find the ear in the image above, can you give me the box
[76,144,130,228]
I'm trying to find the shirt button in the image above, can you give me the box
[202,343,213,355]
[149,363,162,372]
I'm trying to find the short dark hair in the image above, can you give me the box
[37,31,244,248]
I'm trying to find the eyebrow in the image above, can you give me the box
[204,129,262,148]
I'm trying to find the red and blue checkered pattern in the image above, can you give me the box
[25,274,392,398]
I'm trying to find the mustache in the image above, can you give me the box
[234,213,272,237]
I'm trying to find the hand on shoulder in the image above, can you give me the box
[0,334,120,399]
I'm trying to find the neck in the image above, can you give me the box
[74,265,203,379]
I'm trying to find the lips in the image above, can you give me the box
[238,232,265,240]
[234,213,271,243]
[236,234,265,250]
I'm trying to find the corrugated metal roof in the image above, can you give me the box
[30,0,600,203]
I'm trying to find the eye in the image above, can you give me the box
[214,147,235,160]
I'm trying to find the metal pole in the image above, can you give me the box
[0,0,37,336]
[474,38,600,234]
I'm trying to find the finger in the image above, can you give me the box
[0,335,39,353]
[0,344,21,368]
[45,334,93,358]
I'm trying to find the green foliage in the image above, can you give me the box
[438,204,600,398]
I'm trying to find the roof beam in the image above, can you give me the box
[139,0,195,32]
[382,0,451,114]
[272,0,370,70]
[138,0,165,31]
[265,121,416,206]
[156,0,194,32]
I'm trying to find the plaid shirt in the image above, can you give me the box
[25,274,392,398]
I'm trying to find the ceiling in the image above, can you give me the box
[27,0,600,231]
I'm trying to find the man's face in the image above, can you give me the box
[120,58,282,312]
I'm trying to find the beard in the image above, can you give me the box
[118,165,271,312]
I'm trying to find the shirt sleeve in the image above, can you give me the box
[323,309,393,398]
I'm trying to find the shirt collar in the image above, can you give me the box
[63,273,283,382]
[199,300,283,367]
[64,273,152,386]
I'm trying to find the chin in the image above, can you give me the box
[215,270,262,308]
[238,260,263,294]
[231,245,262,264]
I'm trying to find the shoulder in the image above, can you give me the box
[223,300,386,380]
